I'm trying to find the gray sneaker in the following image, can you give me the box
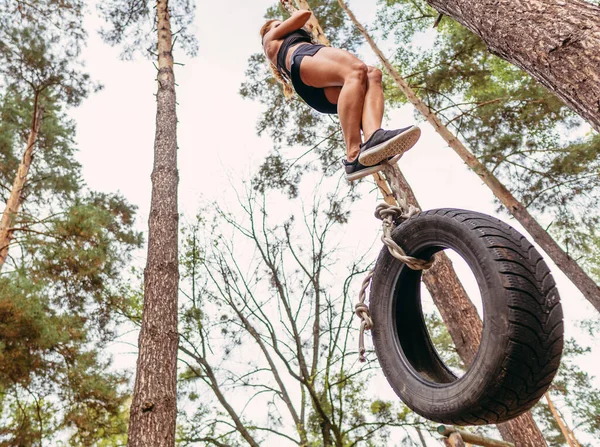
[343,150,403,182]
[358,126,421,166]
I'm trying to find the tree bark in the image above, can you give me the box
[0,93,42,271]
[424,0,600,133]
[383,166,548,446]
[544,393,582,447]
[338,0,600,313]
[127,1,180,446]
[289,1,549,445]
[331,2,549,445]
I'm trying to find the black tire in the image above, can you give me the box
[370,209,564,425]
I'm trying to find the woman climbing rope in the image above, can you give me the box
[260,10,421,181]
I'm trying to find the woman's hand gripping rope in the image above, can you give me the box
[355,203,435,362]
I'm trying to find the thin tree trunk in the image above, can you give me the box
[416,427,429,447]
[127,1,180,446]
[0,93,42,271]
[424,0,600,133]
[178,345,261,447]
[295,1,548,445]
[338,0,600,313]
[382,165,482,365]
[545,393,582,447]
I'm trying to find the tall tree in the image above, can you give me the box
[337,0,600,312]
[176,183,434,446]
[0,21,92,270]
[245,1,551,445]
[99,0,197,445]
[422,0,600,133]
[0,192,142,445]
[0,3,143,444]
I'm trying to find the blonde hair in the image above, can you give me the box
[260,19,295,99]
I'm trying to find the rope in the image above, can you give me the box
[356,203,435,362]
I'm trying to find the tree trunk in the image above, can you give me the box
[544,393,582,447]
[0,93,42,271]
[127,1,180,446]
[318,1,547,445]
[383,165,549,446]
[424,0,600,133]
[416,427,429,447]
[338,0,600,313]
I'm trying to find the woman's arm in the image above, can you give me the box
[265,10,311,42]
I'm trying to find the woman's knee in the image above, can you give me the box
[345,62,368,84]
[367,66,383,84]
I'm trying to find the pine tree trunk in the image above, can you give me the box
[544,393,582,447]
[424,0,600,133]
[127,1,179,446]
[0,94,42,271]
[384,167,547,447]
[329,1,548,445]
[382,165,482,364]
[338,0,600,313]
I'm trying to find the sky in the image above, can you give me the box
[65,0,599,443]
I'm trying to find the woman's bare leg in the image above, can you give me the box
[362,67,384,141]
[296,47,368,161]
[326,67,384,142]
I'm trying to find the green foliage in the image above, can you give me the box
[0,90,82,208]
[22,193,143,334]
[98,0,198,59]
[0,273,131,446]
[0,5,141,444]
[0,1,86,48]
[0,25,93,105]
[0,14,95,216]
[377,0,600,280]
[532,336,600,446]
[0,193,141,444]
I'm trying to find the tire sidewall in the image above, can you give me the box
[370,210,510,422]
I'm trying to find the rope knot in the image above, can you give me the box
[354,203,435,363]
[354,302,373,329]
[374,203,404,222]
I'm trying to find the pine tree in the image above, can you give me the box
[0,4,143,444]
[0,23,93,270]
[99,0,197,444]
[0,192,142,445]
[422,0,600,133]
[340,0,600,312]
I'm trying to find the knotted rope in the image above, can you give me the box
[356,203,435,362]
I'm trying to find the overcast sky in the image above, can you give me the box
[66,0,599,442]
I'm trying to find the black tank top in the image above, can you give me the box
[276,29,312,79]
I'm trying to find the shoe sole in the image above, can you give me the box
[345,163,384,182]
[344,153,403,182]
[358,126,421,167]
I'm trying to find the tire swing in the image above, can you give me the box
[356,203,564,425]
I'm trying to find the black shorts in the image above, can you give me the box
[290,45,338,115]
